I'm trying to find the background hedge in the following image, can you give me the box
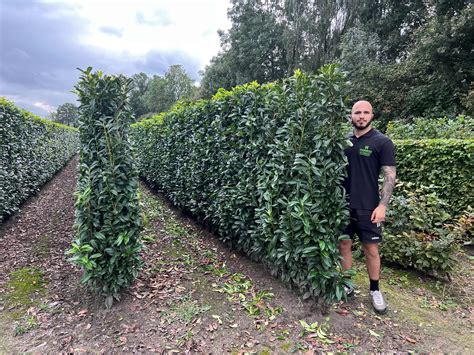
[386,115,473,139]
[394,139,474,216]
[131,65,351,302]
[0,98,79,222]
[382,182,460,277]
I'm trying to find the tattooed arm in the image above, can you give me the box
[371,165,396,223]
[380,165,396,207]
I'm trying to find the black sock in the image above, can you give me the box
[370,279,379,291]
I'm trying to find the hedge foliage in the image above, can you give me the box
[394,138,474,216]
[382,182,460,277]
[386,115,473,139]
[131,65,351,303]
[68,68,142,308]
[0,98,79,222]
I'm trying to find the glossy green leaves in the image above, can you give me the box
[132,65,350,303]
[0,98,79,222]
[68,68,142,308]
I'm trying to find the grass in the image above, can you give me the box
[161,295,211,325]
[0,267,47,339]
[351,260,473,352]
[1,267,47,320]
[172,300,212,324]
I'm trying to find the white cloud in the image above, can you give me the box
[33,101,55,113]
[59,0,231,69]
[1,0,232,116]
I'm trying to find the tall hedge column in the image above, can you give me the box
[68,68,142,308]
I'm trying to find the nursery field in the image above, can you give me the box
[0,158,472,353]
[2,1,472,352]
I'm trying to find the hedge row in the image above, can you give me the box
[0,98,79,222]
[386,115,473,139]
[131,66,351,302]
[394,139,474,216]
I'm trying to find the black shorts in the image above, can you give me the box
[343,209,382,244]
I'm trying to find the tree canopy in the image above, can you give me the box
[129,65,196,120]
[199,0,473,121]
[49,102,79,127]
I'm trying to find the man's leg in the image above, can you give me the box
[341,212,356,297]
[362,243,380,280]
[362,242,387,314]
[340,211,356,271]
[339,239,354,297]
[339,239,353,271]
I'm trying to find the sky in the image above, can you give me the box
[0,0,231,116]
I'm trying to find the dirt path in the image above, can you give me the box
[0,157,472,353]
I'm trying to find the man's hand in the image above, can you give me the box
[371,204,387,224]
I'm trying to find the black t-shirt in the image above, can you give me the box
[343,129,396,210]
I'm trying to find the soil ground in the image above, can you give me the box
[0,157,472,353]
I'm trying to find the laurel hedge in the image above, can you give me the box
[67,68,142,308]
[0,98,79,222]
[131,65,351,302]
[394,139,474,216]
[386,115,473,139]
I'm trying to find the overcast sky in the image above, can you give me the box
[0,0,231,116]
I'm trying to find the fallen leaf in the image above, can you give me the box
[85,323,91,330]
[369,329,381,337]
[211,315,223,324]
[77,309,88,316]
[207,323,218,332]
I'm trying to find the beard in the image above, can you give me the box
[351,117,373,130]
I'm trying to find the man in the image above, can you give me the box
[340,100,396,314]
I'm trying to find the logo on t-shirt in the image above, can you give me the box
[359,145,373,157]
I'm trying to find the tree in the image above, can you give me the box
[399,2,473,117]
[275,0,359,72]
[199,52,236,98]
[200,0,360,96]
[201,0,472,119]
[353,0,429,61]
[164,64,196,104]
[340,2,473,122]
[340,27,381,72]
[144,65,196,114]
[129,72,150,120]
[144,75,167,114]
[200,0,288,97]
[49,102,79,127]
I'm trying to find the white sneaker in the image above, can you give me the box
[370,290,387,314]
[343,284,354,298]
